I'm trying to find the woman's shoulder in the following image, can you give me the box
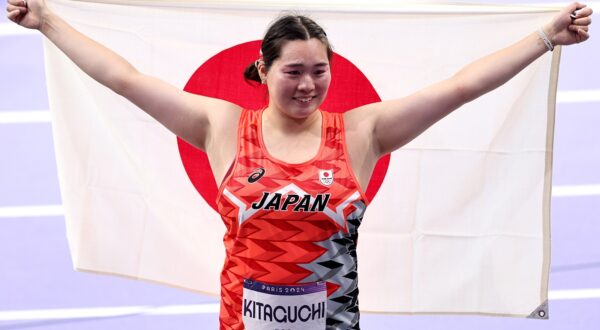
[342,104,379,132]
[207,101,243,130]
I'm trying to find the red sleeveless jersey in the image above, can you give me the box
[216,109,368,329]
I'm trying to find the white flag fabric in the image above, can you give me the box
[43,0,560,318]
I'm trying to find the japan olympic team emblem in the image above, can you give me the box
[319,169,334,186]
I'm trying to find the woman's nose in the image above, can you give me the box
[298,74,315,91]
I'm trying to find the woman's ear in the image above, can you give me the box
[256,60,267,84]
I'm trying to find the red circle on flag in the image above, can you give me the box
[178,40,390,210]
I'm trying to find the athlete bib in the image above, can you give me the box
[242,279,327,329]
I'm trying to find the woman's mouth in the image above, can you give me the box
[294,96,315,103]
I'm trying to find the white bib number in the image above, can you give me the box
[242,279,327,330]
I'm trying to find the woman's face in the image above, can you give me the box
[261,38,331,119]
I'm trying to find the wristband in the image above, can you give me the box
[537,27,554,51]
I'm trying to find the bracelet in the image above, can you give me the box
[537,27,554,52]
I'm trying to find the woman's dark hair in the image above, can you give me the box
[244,14,333,83]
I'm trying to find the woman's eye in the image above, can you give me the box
[286,71,301,75]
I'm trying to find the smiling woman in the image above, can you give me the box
[243,15,334,166]
[259,39,332,165]
[259,38,331,119]
[5,0,595,329]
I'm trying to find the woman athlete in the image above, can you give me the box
[7,0,593,329]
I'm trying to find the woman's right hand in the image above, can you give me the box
[6,0,48,30]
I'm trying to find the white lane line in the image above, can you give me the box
[0,303,220,321]
[0,205,63,218]
[0,90,597,125]
[0,184,598,218]
[549,288,600,300]
[0,110,51,124]
[0,289,599,322]
[0,23,38,37]
[145,303,220,315]
[552,184,600,197]
[556,89,600,104]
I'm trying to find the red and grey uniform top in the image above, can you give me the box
[216,109,368,330]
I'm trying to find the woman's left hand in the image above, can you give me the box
[545,2,593,46]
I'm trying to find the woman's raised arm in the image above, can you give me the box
[346,2,592,159]
[6,0,241,152]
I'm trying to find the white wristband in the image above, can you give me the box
[537,28,554,51]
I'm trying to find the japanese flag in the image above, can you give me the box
[44,0,559,318]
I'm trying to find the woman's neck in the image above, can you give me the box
[262,107,322,136]
[260,107,323,164]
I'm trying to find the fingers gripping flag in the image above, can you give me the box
[43,0,560,318]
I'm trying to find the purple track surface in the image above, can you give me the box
[1,1,599,329]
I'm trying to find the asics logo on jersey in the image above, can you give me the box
[248,168,266,183]
[251,192,331,212]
